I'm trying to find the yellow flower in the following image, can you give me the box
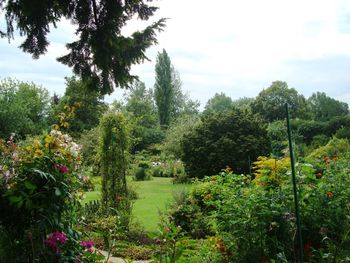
[34,149,43,157]
[52,124,60,130]
[45,135,53,143]
[25,146,32,151]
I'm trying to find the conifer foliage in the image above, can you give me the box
[0,0,166,94]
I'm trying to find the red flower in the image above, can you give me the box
[55,164,69,173]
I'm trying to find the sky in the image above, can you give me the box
[1,0,350,108]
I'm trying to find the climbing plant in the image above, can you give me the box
[98,112,130,217]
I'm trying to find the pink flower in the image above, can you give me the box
[44,232,67,254]
[81,240,94,253]
[55,164,69,173]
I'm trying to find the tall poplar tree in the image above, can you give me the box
[154,49,174,127]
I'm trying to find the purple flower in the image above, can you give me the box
[44,232,67,254]
[81,240,94,253]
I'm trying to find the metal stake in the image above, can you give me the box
[285,103,304,263]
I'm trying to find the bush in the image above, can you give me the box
[0,130,89,262]
[335,126,350,140]
[307,137,350,163]
[169,170,239,238]
[134,161,152,181]
[168,156,350,262]
[181,110,271,178]
[150,160,188,180]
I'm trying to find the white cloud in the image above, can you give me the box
[128,0,350,105]
[0,0,350,106]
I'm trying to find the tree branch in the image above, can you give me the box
[92,0,99,28]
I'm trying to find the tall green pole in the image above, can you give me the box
[285,103,304,263]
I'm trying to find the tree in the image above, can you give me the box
[308,92,349,121]
[125,81,156,121]
[51,76,108,137]
[203,92,234,115]
[154,49,199,126]
[162,115,201,159]
[170,69,200,118]
[154,49,174,127]
[123,80,164,153]
[1,0,165,95]
[232,97,254,112]
[0,78,50,138]
[251,81,308,122]
[267,120,288,157]
[181,110,271,178]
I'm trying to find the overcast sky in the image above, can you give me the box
[1,0,350,107]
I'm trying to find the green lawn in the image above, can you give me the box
[83,177,191,233]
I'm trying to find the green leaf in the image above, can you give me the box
[24,181,37,190]
[8,196,23,207]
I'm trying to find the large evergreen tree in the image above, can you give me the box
[0,0,165,95]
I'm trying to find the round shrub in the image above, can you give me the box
[181,110,271,178]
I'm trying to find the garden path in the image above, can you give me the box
[99,250,151,263]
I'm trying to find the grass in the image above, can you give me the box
[83,176,191,233]
[81,176,101,204]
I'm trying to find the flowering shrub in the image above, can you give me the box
[253,156,291,186]
[43,231,103,262]
[45,232,68,254]
[153,217,187,263]
[169,156,350,262]
[0,129,86,262]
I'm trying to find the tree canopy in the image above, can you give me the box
[154,49,174,127]
[181,110,271,178]
[308,91,349,121]
[50,77,108,137]
[251,81,308,122]
[203,92,234,115]
[154,49,199,127]
[0,0,165,95]
[0,78,50,138]
[123,80,164,153]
